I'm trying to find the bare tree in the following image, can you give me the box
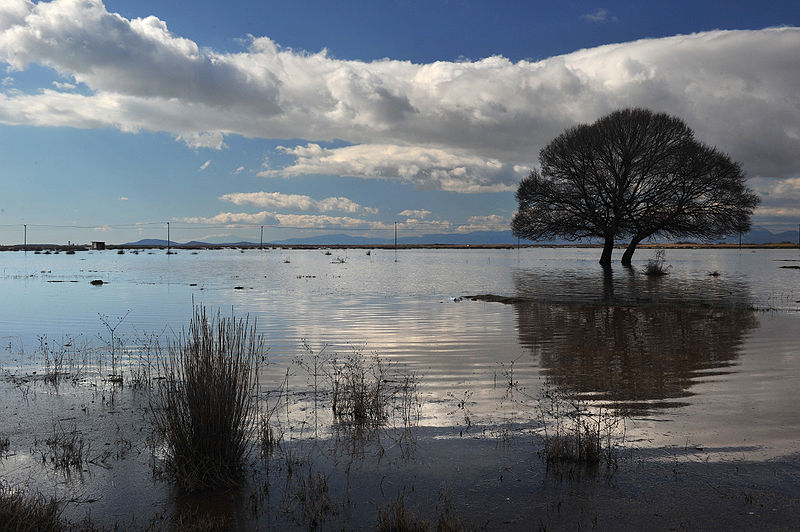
[512,108,760,265]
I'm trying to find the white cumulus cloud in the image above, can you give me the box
[219,191,379,214]
[0,1,799,196]
[177,211,389,229]
[398,209,431,219]
[265,143,525,193]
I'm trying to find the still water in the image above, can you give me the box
[1,247,799,459]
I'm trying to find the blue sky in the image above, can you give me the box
[1,0,800,244]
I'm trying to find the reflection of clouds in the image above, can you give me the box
[512,270,759,413]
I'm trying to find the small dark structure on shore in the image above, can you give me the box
[91,241,106,250]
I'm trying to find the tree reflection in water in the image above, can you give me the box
[511,269,759,413]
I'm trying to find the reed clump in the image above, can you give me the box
[42,423,90,472]
[538,387,623,468]
[151,307,264,492]
[643,249,670,276]
[0,484,62,532]
[330,351,390,425]
[376,490,479,532]
[376,490,427,532]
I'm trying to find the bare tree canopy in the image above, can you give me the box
[512,108,760,265]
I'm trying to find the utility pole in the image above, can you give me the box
[167,222,170,254]
[260,225,264,251]
[23,224,27,252]
[394,221,398,262]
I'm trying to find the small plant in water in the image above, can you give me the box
[643,249,670,276]
[537,386,624,469]
[42,423,90,473]
[99,311,130,383]
[329,350,390,426]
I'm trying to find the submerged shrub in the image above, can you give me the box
[152,307,264,491]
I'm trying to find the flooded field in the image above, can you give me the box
[1,247,799,529]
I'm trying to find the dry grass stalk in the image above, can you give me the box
[151,307,264,491]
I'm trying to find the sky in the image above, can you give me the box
[1,0,800,244]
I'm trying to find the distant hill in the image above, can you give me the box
[270,231,538,246]
[122,226,798,247]
[718,226,798,245]
[125,238,180,246]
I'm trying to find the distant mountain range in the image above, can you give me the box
[123,226,798,247]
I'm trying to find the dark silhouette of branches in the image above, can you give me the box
[512,108,760,265]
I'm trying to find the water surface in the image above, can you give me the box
[2,246,799,460]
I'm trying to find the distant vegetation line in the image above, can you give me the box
[0,227,797,249]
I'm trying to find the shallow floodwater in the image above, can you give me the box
[2,247,799,451]
[1,247,799,528]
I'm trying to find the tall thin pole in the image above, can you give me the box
[23,224,26,252]
[394,222,397,251]
[260,225,264,250]
[167,222,170,254]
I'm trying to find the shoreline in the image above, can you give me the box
[0,242,798,252]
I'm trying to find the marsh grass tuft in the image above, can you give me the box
[643,249,670,276]
[377,490,480,532]
[377,490,427,532]
[293,467,337,528]
[151,307,264,492]
[0,484,62,532]
[43,423,90,473]
[538,387,624,469]
[330,351,390,426]
[0,435,9,457]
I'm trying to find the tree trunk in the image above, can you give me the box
[621,237,643,267]
[599,236,614,266]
